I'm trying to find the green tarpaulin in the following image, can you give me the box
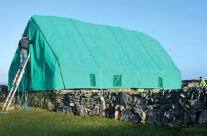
[8,15,181,91]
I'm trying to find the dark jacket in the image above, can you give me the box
[18,37,33,49]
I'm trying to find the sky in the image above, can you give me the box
[0,0,206,85]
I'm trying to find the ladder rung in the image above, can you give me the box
[2,54,30,111]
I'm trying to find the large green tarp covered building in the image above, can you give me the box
[8,15,181,91]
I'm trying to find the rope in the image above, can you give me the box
[17,82,20,106]
[16,69,29,108]
[100,69,102,91]
[19,74,25,106]
[23,75,29,107]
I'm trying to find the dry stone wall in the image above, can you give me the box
[0,85,8,102]
[0,83,207,127]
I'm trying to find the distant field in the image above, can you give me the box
[0,108,207,136]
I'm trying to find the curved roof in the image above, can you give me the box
[9,15,181,91]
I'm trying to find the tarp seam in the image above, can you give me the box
[107,27,139,70]
[132,31,163,71]
[30,18,66,89]
[70,19,101,69]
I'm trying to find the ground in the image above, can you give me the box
[0,108,206,136]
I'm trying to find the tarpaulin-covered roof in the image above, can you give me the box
[9,15,181,91]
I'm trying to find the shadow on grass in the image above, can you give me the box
[0,108,206,136]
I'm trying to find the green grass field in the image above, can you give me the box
[0,108,207,136]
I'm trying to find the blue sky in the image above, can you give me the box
[0,0,206,84]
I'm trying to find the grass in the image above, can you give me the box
[0,108,207,136]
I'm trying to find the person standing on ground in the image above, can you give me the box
[199,77,206,87]
[18,35,33,68]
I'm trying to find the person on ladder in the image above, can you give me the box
[18,34,33,68]
[1,35,33,112]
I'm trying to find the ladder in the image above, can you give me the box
[2,54,30,111]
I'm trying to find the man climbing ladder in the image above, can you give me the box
[1,35,33,111]
[19,34,33,68]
